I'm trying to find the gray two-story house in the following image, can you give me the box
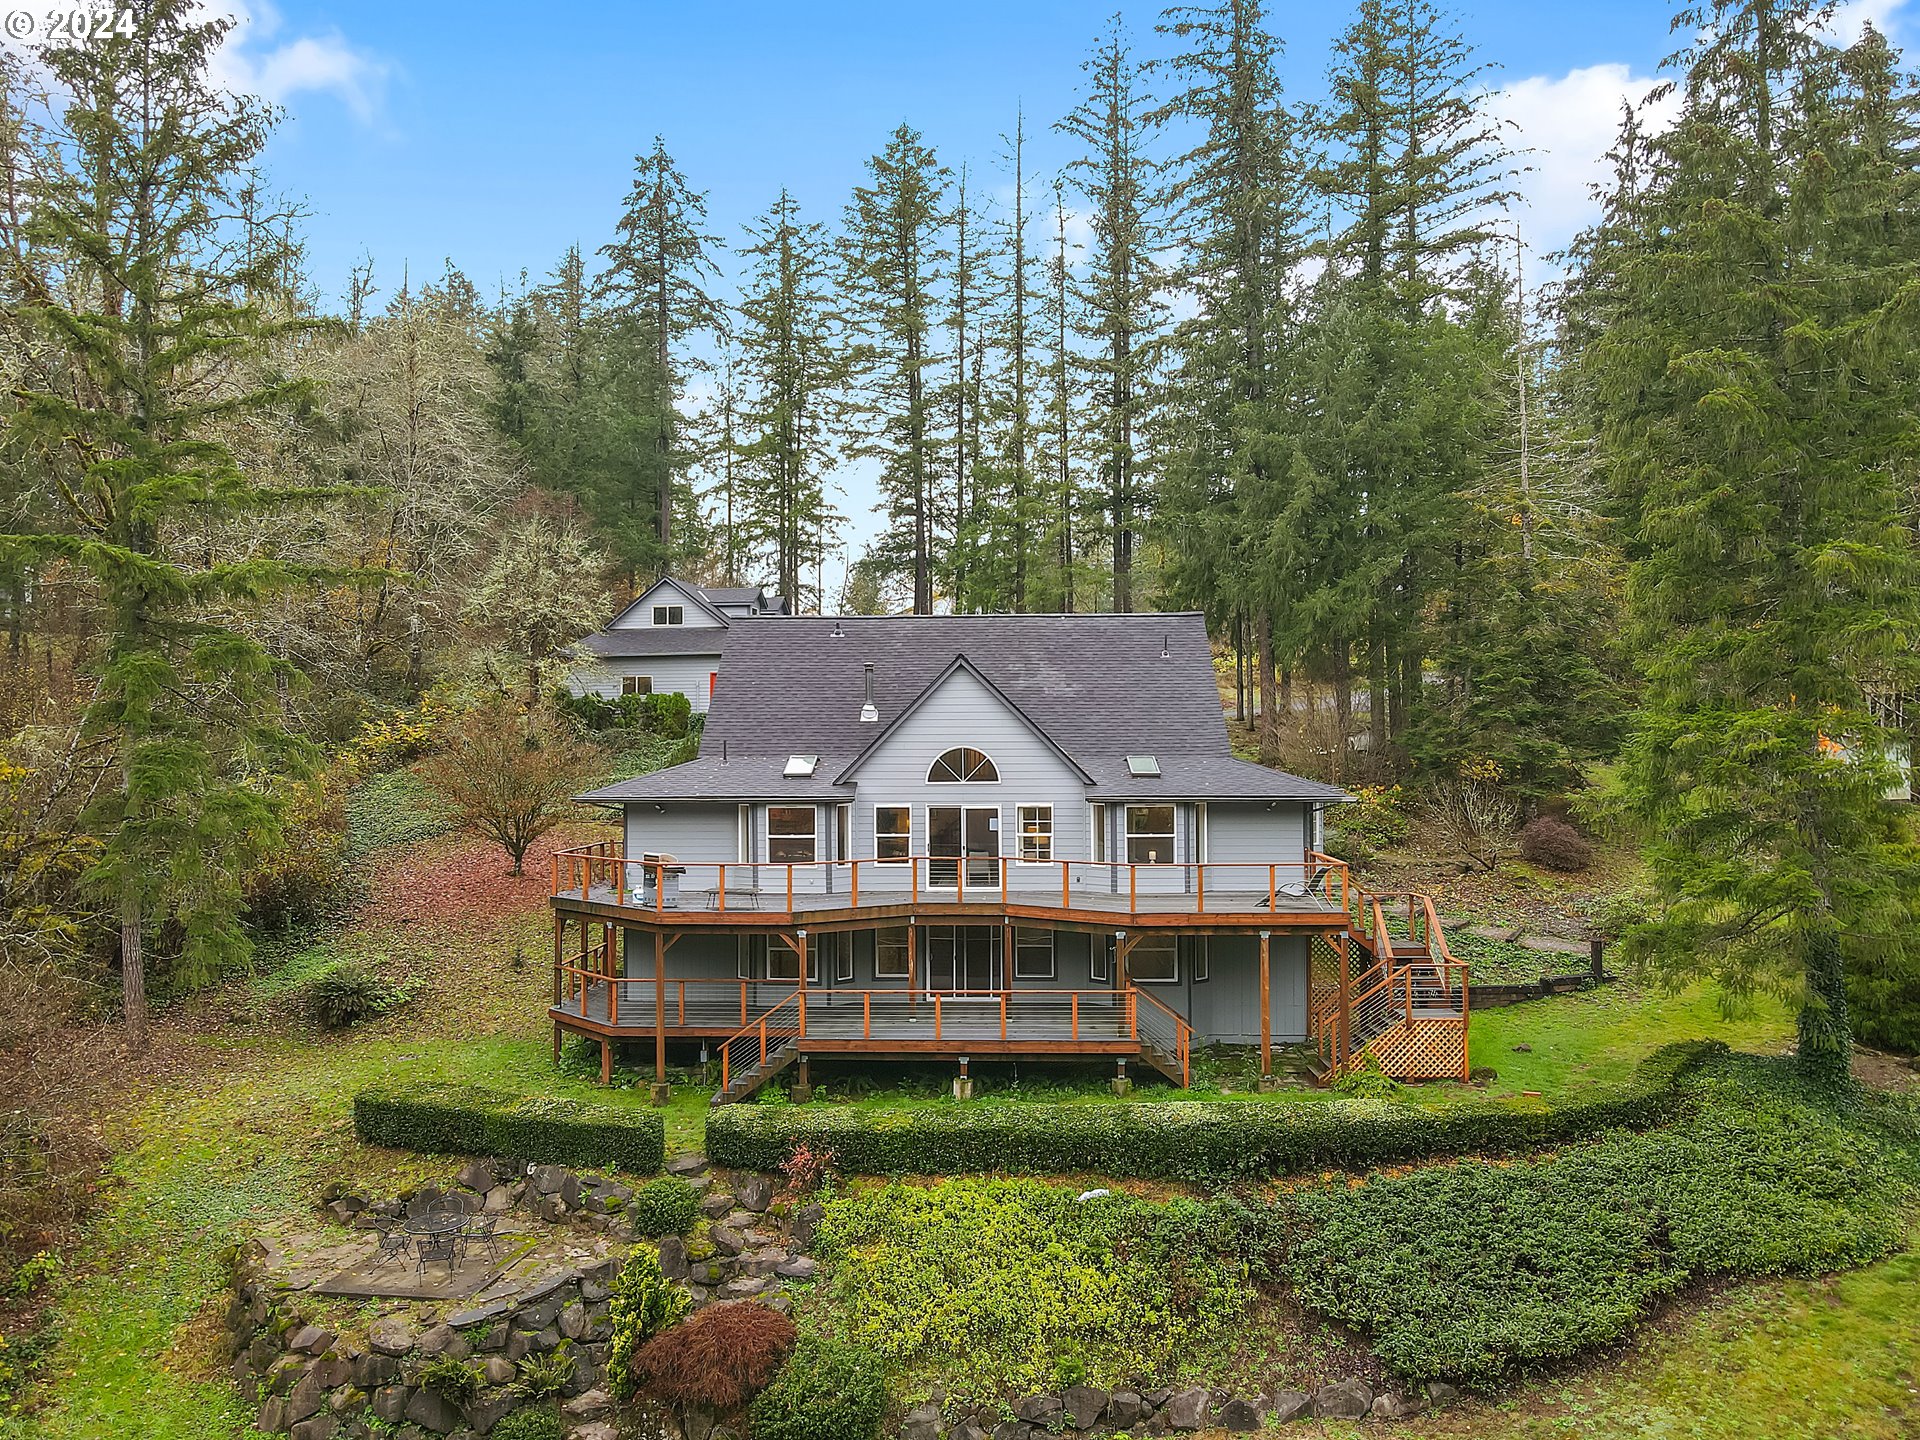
[566,576,791,713]
[548,612,1469,1098]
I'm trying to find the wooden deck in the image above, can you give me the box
[549,879,1344,936]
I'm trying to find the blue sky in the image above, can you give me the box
[232,0,1720,304]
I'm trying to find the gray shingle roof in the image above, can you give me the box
[579,613,1349,805]
[575,630,729,660]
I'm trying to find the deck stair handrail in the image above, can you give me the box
[717,990,804,1100]
[1131,986,1194,1088]
[1309,882,1471,1080]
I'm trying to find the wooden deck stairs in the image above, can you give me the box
[1312,888,1472,1083]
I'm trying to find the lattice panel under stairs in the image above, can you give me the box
[1364,1018,1467,1080]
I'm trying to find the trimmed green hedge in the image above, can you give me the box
[705,1041,1726,1181]
[354,1083,664,1173]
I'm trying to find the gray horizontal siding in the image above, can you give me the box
[570,654,721,711]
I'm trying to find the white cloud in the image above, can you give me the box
[1821,0,1909,44]
[1487,63,1678,278]
[201,1,389,123]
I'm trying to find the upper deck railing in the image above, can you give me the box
[550,840,1351,920]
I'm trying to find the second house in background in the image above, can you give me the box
[565,576,792,713]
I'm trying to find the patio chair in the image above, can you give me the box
[371,1220,411,1268]
[458,1215,504,1266]
[414,1229,460,1277]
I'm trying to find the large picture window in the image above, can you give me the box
[1125,805,1176,865]
[1013,927,1054,980]
[1128,935,1177,984]
[1016,805,1053,861]
[767,806,817,863]
[874,926,911,979]
[928,747,999,783]
[875,806,911,862]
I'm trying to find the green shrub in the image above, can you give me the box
[607,1247,692,1399]
[1324,783,1410,860]
[707,1041,1726,1182]
[488,1406,564,1440]
[416,1355,482,1403]
[353,1083,664,1172]
[299,960,411,1029]
[627,1175,700,1238]
[1287,1056,1920,1383]
[809,1178,1253,1395]
[639,690,692,737]
[749,1334,889,1440]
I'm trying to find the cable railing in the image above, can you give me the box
[551,970,799,1030]
[719,992,803,1094]
[552,843,1351,920]
[1133,986,1195,1087]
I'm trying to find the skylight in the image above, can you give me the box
[784,754,819,778]
[1127,755,1161,778]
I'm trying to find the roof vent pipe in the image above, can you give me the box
[860,662,879,724]
[721,740,728,764]
[1161,634,1171,659]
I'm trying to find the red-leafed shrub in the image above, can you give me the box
[1518,815,1595,873]
[628,1302,798,1413]
[779,1142,837,1195]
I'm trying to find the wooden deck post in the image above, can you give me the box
[797,929,809,1039]
[552,1019,561,1062]
[1259,929,1271,1077]
[600,1037,611,1085]
[653,929,667,1098]
[1001,924,1014,993]
[552,913,564,1008]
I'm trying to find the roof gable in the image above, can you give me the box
[606,577,732,631]
[833,654,1095,785]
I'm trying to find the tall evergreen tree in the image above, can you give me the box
[1153,0,1308,757]
[1059,15,1165,613]
[598,137,722,567]
[993,108,1040,611]
[1571,1,1920,1080]
[1,0,319,1043]
[738,189,848,610]
[843,124,949,613]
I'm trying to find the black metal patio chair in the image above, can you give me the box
[458,1215,504,1266]
[414,1229,459,1277]
[371,1220,412,1268]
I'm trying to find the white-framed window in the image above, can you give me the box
[1125,804,1176,865]
[836,805,851,861]
[1191,937,1210,983]
[1016,805,1054,862]
[767,806,816,864]
[875,805,911,863]
[765,939,819,984]
[1129,934,1178,984]
[741,934,802,980]
[823,932,853,982]
[928,747,999,783]
[1091,803,1108,862]
[1092,938,1111,983]
[874,925,911,979]
[737,934,761,978]
[1013,927,1054,980]
[737,805,751,863]
[652,603,684,625]
[621,675,653,696]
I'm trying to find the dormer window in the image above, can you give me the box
[652,604,684,626]
[928,747,998,783]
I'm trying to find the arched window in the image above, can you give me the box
[927,747,999,783]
